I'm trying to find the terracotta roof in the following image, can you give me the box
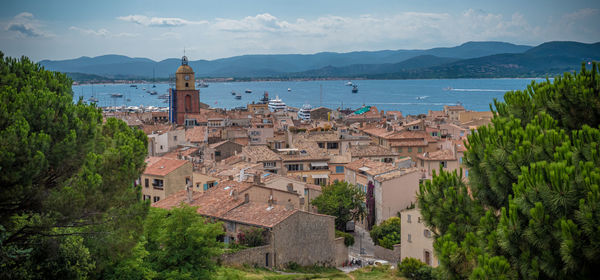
[153,180,253,217]
[144,157,189,176]
[444,105,466,111]
[209,140,233,149]
[162,146,199,159]
[375,168,419,182]
[141,123,173,135]
[416,149,456,161]
[349,144,398,157]
[185,126,207,143]
[345,158,397,176]
[220,202,298,228]
[389,140,428,147]
[242,145,282,162]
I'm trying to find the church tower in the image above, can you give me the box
[169,55,200,125]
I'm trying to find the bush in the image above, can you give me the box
[335,230,355,247]
[237,228,265,247]
[398,257,426,279]
[370,217,401,249]
[414,266,434,280]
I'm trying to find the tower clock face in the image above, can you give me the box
[184,75,190,81]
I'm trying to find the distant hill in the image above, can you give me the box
[38,41,531,79]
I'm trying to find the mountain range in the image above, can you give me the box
[38,41,600,80]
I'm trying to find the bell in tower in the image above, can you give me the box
[170,55,200,125]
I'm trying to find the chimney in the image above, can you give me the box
[244,193,249,203]
[186,180,193,203]
[286,183,294,192]
[254,172,262,185]
[268,194,273,207]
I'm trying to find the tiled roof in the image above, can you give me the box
[389,140,428,147]
[209,140,233,149]
[345,158,397,176]
[242,145,282,162]
[144,157,189,176]
[349,144,398,157]
[220,202,298,228]
[141,123,173,135]
[445,105,466,111]
[416,149,456,161]
[375,168,419,182]
[185,126,207,143]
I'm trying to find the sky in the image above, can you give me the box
[1,0,599,62]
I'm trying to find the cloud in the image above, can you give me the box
[69,26,138,37]
[117,15,207,27]
[6,12,51,38]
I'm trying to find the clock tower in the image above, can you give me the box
[170,56,200,125]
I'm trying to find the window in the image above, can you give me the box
[460,131,465,137]
[424,250,431,265]
[304,188,309,196]
[274,142,281,149]
[418,147,422,153]
[263,161,276,168]
[421,160,424,167]
[314,178,327,186]
[418,217,422,223]
[174,135,178,141]
[145,178,149,188]
[327,142,338,149]
[465,170,469,178]
[408,234,412,243]
[440,161,447,168]
[398,147,402,153]
[318,143,325,148]
[383,158,393,163]
[215,151,221,157]
[160,145,163,150]
[153,196,160,203]
[185,177,190,186]
[408,147,413,153]
[185,119,196,127]
[459,157,463,164]
[302,177,307,182]
[407,214,412,223]
[336,166,344,173]
[424,229,431,238]
[152,179,164,189]
[286,164,303,171]
[143,195,151,201]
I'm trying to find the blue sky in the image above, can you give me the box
[1,0,599,61]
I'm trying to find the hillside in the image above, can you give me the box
[38,41,531,79]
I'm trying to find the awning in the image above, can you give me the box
[311,174,329,179]
[310,162,328,167]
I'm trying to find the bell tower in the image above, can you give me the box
[170,55,200,125]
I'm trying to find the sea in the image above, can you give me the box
[72,78,547,115]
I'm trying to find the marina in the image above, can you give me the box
[72,78,546,115]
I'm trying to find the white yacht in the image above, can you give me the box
[298,104,311,121]
[268,95,286,111]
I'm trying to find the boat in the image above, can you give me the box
[288,88,292,92]
[235,93,242,99]
[126,98,131,102]
[111,93,123,98]
[129,84,137,88]
[245,89,252,93]
[231,91,237,95]
[298,104,312,121]
[351,85,358,93]
[443,86,453,91]
[268,95,286,111]
[346,81,353,86]
[150,91,158,95]
[259,92,269,104]
[416,96,428,100]
[88,97,98,103]
[197,81,209,88]
[158,94,169,99]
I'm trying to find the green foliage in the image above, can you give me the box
[143,205,224,279]
[418,62,600,279]
[311,181,366,231]
[370,217,402,249]
[237,227,265,247]
[335,230,355,247]
[0,52,148,278]
[398,257,427,279]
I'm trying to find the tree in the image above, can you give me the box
[418,63,600,279]
[370,217,402,249]
[311,181,366,231]
[142,205,224,279]
[0,53,148,278]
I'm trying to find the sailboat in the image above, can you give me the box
[152,68,156,88]
[88,84,98,103]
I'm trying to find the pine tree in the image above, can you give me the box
[418,62,600,279]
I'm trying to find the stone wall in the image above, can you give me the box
[220,244,273,267]
[272,211,337,268]
[374,244,401,263]
[334,237,348,266]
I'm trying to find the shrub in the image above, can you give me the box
[398,257,426,279]
[237,228,265,247]
[370,217,401,249]
[335,230,355,247]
